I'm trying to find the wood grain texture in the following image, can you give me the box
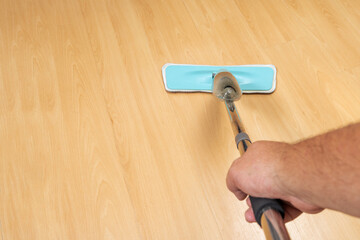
[1,0,360,239]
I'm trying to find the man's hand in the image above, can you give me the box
[226,141,323,223]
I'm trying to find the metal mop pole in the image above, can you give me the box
[212,71,290,240]
[225,100,291,240]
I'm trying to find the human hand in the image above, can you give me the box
[226,141,323,223]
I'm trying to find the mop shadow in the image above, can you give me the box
[187,94,234,164]
[237,94,290,142]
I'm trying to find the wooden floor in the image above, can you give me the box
[1,0,360,239]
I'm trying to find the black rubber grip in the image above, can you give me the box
[250,196,285,226]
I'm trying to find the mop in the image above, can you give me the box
[162,64,291,240]
[162,63,276,93]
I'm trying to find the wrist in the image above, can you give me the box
[274,143,303,199]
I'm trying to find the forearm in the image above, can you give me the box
[279,123,360,217]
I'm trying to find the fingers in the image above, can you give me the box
[245,207,256,222]
[245,197,303,223]
[226,158,247,200]
[233,190,247,201]
[282,202,303,223]
[244,197,255,222]
[246,196,252,207]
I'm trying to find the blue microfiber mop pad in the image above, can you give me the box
[162,63,276,93]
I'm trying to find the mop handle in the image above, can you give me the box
[225,101,291,240]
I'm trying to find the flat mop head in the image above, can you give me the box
[162,63,276,93]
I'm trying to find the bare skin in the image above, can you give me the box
[226,123,360,223]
